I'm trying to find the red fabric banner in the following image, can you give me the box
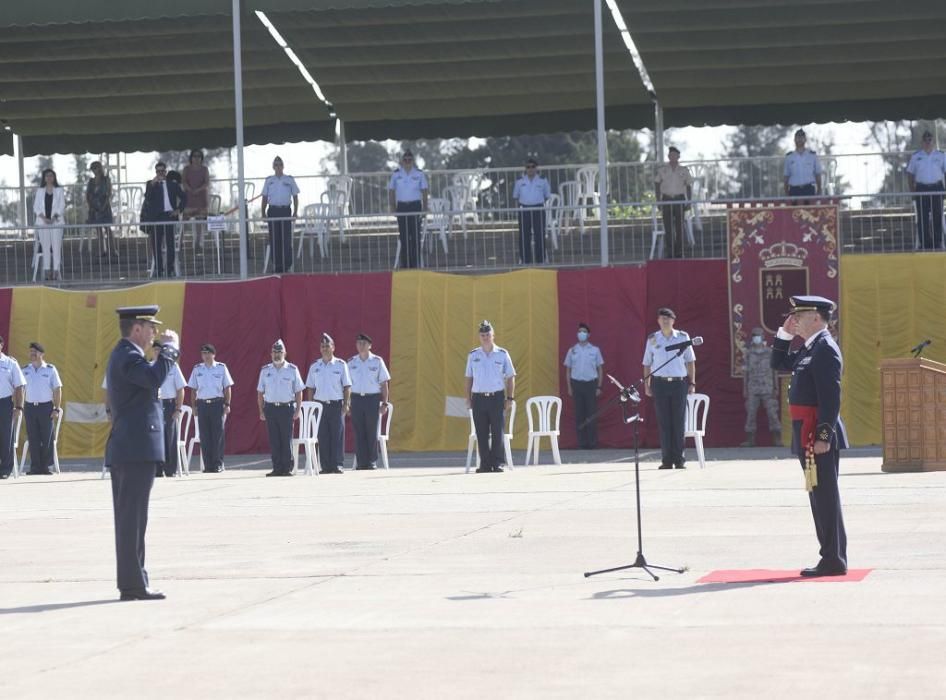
[0,288,11,347]
[180,278,283,455]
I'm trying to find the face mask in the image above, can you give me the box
[577,331,589,342]
[751,335,763,345]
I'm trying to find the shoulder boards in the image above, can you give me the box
[194,363,201,367]
[47,363,55,368]
[469,348,478,354]
[21,364,28,370]
[350,355,359,361]
[498,348,508,354]
[286,362,297,369]
[786,151,793,156]
[217,362,227,366]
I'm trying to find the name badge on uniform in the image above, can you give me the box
[797,357,812,368]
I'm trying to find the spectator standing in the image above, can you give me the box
[740,327,781,447]
[465,320,516,473]
[0,335,26,480]
[906,130,946,251]
[21,342,62,475]
[388,150,428,269]
[305,333,351,474]
[141,162,184,278]
[348,333,391,470]
[182,149,211,252]
[261,156,299,274]
[783,129,823,199]
[513,158,552,264]
[187,344,233,473]
[32,168,66,281]
[642,308,696,470]
[563,322,604,450]
[86,161,116,260]
[654,147,693,258]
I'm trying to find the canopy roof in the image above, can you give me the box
[1,0,944,156]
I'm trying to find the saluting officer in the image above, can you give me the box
[187,344,234,473]
[642,308,696,470]
[465,320,516,473]
[257,339,304,477]
[157,355,186,477]
[783,128,823,199]
[563,323,604,450]
[0,334,26,480]
[306,333,351,474]
[513,158,552,265]
[771,295,848,577]
[348,333,391,470]
[906,130,946,251]
[22,342,63,475]
[387,150,428,269]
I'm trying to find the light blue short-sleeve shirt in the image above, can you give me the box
[158,364,187,400]
[465,345,516,392]
[262,174,300,206]
[563,343,604,381]
[348,353,391,394]
[906,149,946,185]
[257,362,305,403]
[23,362,62,403]
[388,167,429,203]
[305,357,352,401]
[783,150,823,186]
[513,175,552,206]
[0,353,27,398]
[642,330,695,377]
[187,361,235,399]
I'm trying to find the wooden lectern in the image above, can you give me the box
[880,357,946,472]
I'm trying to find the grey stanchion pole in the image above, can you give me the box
[232,0,248,280]
[16,134,27,228]
[594,0,609,267]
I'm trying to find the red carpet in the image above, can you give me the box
[698,569,872,584]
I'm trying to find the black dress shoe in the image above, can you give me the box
[355,465,376,470]
[120,588,166,601]
[675,463,687,470]
[29,470,53,475]
[658,464,673,470]
[492,465,505,473]
[475,466,491,473]
[799,564,847,577]
[265,470,279,477]
[0,473,10,479]
[203,467,222,473]
[276,471,294,477]
[319,468,343,474]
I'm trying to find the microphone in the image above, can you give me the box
[665,336,703,352]
[911,339,932,357]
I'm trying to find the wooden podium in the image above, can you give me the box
[880,358,946,472]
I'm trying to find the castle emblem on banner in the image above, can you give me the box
[758,242,810,334]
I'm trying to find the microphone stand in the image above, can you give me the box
[583,364,686,582]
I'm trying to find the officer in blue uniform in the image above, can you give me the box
[642,308,696,469]
[513,158,552,264]
[187,344,234,473]
[348,333,391,470]
[261,156,300,273]
[106,305,179,600]
[783,128,823,199]
[306,333,351,474]
[257,338,305,477]
[156,356,186,477]
[906,130,946,251]
[22,342,63,475]
[0,335,27,480]
[387,150,428,269]
[563,323,604,449]
[465,320,516,473]
[771,295,848,577]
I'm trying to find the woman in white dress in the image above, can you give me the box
[32,168,66,281]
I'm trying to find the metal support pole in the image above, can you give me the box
[338,119,349,175]
[593,0,609,267]
[232,0,249,279]
[654,101,665,163]
[15,134,27,229]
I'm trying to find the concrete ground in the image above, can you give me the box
[1,446,944,699]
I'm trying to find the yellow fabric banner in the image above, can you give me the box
[389,269,560,451]
[9,283,186,458]
[840,253,946,445]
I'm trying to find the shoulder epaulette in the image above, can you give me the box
[47,363,55,368]
[786,151,793,156]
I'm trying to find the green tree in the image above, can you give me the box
[156,147,230,174]
[324,140,394,174]
[720,126,793,199]
[864,119,945,197]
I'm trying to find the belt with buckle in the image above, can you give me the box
[28,401,52,406]
[472,391,503,397]
[354,392,381,397]
[318,399,342,404]
[653,376,687,382]
[266,401,293,407]
[201,398,223,403]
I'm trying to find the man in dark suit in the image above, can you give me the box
[141,162,184,278]
[771,295,848,577]
[106,305,180,601]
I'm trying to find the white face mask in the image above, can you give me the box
[751,335,763,345]
[577,331,589,342]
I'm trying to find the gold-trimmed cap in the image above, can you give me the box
[116,305,163,325]
[787,295,836,315]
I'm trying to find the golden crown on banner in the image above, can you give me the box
[758,241,808,268]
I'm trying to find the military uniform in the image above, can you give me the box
[0,342,27,479]
[306,339,351,474]
[784,148,823,198]
[906,143,946,251]
[348,336,391,470]
[261,172,300,273]
[642,315,695,469]
[157,364,186,476]
[258,339,305,476]
[465,321,516,473]
[771,295,848,576]
[22,347,63,475]
[513,168,551,264]
[563,334,604,449]
[187,347,234,473]
[388,158,428,269]
[741,327,781,446]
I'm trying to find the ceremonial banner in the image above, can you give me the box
[727,205,840,377]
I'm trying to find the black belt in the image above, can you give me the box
[200,398,224,403]
[472,391,503,397]
[397,200,421,204]
[27,401,52,406]
[161,398,176,403]
[265,401,294,407]
[520,203,544,207]
[353,392,381,397]
[318,399,343,404]
[652,376,687,382]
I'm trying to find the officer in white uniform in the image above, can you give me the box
[261,156,300,273]
[0,334,26,479]
[783,128,823,199]
[563,323,604,450]
[465,320,516,473]
[187,343,234,473]
[257,338,304,477]
[906,130,946,251]
[306,333,351,474]
[642,308,696,469]
[513,158,552,264]
[157,357,186,477]
[387,150,428,269]
[21,342,62,475]
[348,333,391,470]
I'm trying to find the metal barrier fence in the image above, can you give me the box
[0,192,941,288]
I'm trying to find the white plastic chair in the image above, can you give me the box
[16,407,64,476]
[422,198,450,257]
[685,392,710,469]
[175,405,194,477]
[575,165,601,220]
[557,180,584,234]
[301,401,324,476]
[443,185,470,237]
[464,400,516,473]
[290,401,319,474]
[377,401,393,470]
[649,202,698,260]
[544,193,561,252]
[295,202,331,261]
[10,410,24,477]
[321,175,353,235]
[523,396,562,466]
[187,411,203,471]
[451,171,483,224]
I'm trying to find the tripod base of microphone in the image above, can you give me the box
[584,551,684,581]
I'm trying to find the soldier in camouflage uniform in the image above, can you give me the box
[742,327,782,446]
